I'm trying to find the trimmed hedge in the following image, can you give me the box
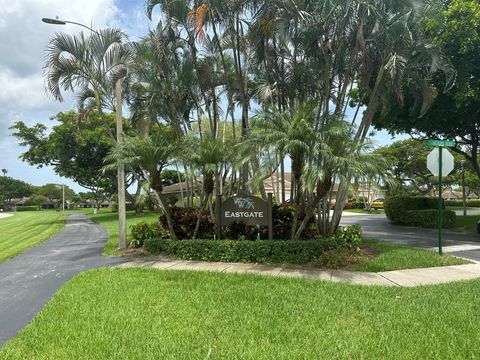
[144,224,362,265]
[15,205,39,212]
[144,238,342,264]
[403,209,456,228]
[445,199,480,208]
[384,196,440,224]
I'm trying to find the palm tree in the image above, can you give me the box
[44,28,131,141]
[1,169,7,177]
[244,102,319,238]
[105,124,180,239]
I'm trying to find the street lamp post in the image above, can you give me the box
[42,17,127,249]
[461,159,467,216]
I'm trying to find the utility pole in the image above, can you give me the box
[62,184,65,212]
[116,79,127,250]
[461,159,467,216]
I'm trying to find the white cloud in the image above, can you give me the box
[0,0,120,190]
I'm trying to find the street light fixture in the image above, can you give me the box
[42,17,127,249]
[41,17,100,35]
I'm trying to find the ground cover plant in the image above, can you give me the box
[2,268,480,359]
[0,211,67,263]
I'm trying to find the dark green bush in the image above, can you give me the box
[129,221,169,248]
[445,199,480,207]
[402,209,456,229]
[144,225,362,265]
[144,237,341,264]
[384,196,441,224]
[15,205,39,212]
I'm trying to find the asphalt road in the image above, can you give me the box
[0,213,124,348]
[340,212,480,262]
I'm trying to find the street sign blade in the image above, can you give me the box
[427,139,455,147]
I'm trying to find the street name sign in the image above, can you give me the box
[427,139,455,148]
[427,148,454,177]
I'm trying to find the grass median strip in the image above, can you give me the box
[0,211,67,263]
[1,268,480,359]
[77,209,159,256]
[351,240,469,272]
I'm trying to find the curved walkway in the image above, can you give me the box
[0,213,13,219]
[117,258,480,287]
[0,213,124,347]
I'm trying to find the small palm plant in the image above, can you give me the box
[105,125,180,239]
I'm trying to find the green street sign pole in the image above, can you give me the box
[438,147,443,255]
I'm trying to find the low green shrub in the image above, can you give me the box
[445,199,480,207]
[384,196,440,224]
[129,221,169,248]
[402,209,456,229]
[15,205,39,212]
[144,237,341,264]
[144,225,362,265]
[334,224,362,249]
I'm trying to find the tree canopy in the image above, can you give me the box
[11,111,117,196]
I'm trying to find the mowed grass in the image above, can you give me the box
[0,211,67,263]
[2,268,480,359]
[351,240,469,272]
[343,208,384,214]
[453,214,480,233]
[75,208,160,256]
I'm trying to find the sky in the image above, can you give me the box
[0,0,403,193]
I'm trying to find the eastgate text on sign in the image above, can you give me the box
[216,194,273,240]
[220,195,269,226]
[224,211,265,219]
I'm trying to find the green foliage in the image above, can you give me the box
[445,199,480,207]
[402,209,456,229]
[144,225,362,265]
[374,1,480,178]
[144,238,341,265]
[334,224,363,249]
[0,177,32,203]
[37,184,76,204]
[10,111,117,195]
[15,206,39,212]
[160,170,185,186]
[374,139,434,194]
[384,196,440,224]
[129,221,169,248]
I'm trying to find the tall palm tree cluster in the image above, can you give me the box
[44,0,454,240]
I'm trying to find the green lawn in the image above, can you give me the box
[2,268,480,359]
[344,208,384,214]
[351,240,469,272]
[453,214,480,233]
[76,208,160,256]
[0,211,67,263]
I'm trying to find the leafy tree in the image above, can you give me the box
[1,169,7,177]
[37,184,76,206]
[11,111,117,197]
[0,177,32,204]
[160,170,185,186]
[373,0,480,177]
[374,139,434,194]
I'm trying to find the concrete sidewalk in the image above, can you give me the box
[117,258,480,287]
